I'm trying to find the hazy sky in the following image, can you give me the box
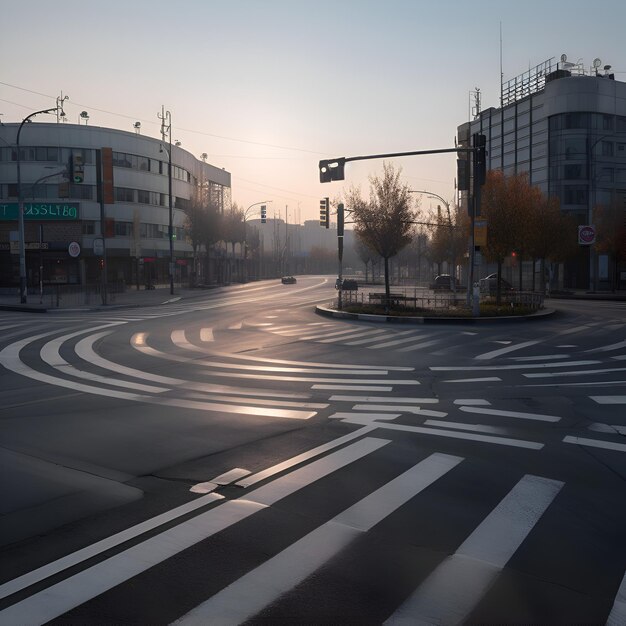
[2,0,625,223]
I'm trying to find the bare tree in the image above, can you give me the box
[347,163,416,302]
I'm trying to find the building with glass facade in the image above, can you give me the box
[0,122,230,291]
[457,57,626,290]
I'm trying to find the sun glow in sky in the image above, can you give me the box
[2,0,625,222]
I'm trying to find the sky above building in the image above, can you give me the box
[2,0,625,224]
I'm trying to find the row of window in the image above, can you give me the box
[0,147,195,185]
[80,220,186,240]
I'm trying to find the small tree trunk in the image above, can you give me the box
[384,256,390,298]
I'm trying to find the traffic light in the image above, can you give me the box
[337,203,345,237]
[319,197,329,228]
[319,158,346,183]
[72,153,85,183]
[260,205,267,224]
[472,134,486,187]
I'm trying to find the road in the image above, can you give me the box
[0,276,625,625]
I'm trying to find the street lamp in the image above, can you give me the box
[410,190,456,292]
[158,107,174,295]
[243,201,272,282]
[16,106,63,303]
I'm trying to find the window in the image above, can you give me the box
[137,189,150,204]
[68,185,93,200]
[115,187,135,202]
[564,164,583,179]
[601,141,614,157]
[82,221,96,235]
[564,185,588,205]
[114,221,133,236]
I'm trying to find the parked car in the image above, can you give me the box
[281,276,297,284]
[479,273,515,294]
[335,278,358,290]
[429,274,458,291]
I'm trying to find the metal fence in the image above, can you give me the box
[28,282,125,308]
[333,287,544,314]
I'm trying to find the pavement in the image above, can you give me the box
[0,284,218,313]
[0,283,624,314]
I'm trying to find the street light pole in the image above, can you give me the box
[158,107,174,295]
[16,106,62,303]
[243,200,271,282]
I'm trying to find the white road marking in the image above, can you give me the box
[563,436,626,453]
[0,438,389,626]
[584,339,626,353]
[453,399,491,406]
[330,395,439,404]
[236,426,377,488]
[385,474,563,625]
[474,340,540,360]
[524,367,626,379]
[189,482,218,494]
[228,322,242,330]
[200,328,214,342]
[332,416,543,449]
[313,384,392,392]
[432,360,599,371]
[210,468,251,485]
[352,404,448,418]
[590,395,626,404]
[175,453,464,626]
[330,412,401,421]
[443,377,502,383]
[344,331,397,346]
[396,339,443,352]
[510,354,569,361]
[0,492,224,602]
[301,327,367,341]
[607,569,626,626]
[424,420,509,435]
[588,423,626,435]
[460,406,561,423]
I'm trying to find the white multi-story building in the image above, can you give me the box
[0,122,230,289]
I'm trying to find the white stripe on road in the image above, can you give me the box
[385,474,563,625]
[423,420,510,435]
[590,395,626,404]
[432,360,599,371]
[313,385,393,392]
[443,377,502,383]
[460,406,561,423]
[236,426,377,488]
[200,328,214,342]
[607,570,626,626]
[330,395,438,404]
[524,367,626,379]
[331,416,543,450]
[474,340,540,360]
[396,339,442,352]
[563,436,626,453]
[510,354,569,361]
[330,412,401,421]
[344,331,397,346]
[453,399,491,406]
[0,438,389,626]
[0,493,224,602]
[175,453,464,626]
[352,404,448,418]
[585,339,626,353]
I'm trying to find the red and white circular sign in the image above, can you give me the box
[578,225,596,245]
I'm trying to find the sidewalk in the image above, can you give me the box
[0,284,219,313]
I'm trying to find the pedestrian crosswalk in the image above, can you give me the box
[0,432,623,624]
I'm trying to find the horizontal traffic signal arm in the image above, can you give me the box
[319,147,476,183]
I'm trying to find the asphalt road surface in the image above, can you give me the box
[1,276,625,625]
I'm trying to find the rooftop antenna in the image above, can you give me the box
[593,58,602,75]
[499,21,504,107]
[133,121,141,134]
[56,91,69,123]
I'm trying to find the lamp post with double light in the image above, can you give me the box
[16,106,63,303]
[243,201,271,282]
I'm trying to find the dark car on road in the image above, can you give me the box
[479,273,515,294]
[281,276,297,284]
[336,278,358,290]
[429,274,458,291]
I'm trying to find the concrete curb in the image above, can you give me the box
[315,305,557,324]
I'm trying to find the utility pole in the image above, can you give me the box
[158,106,174,295]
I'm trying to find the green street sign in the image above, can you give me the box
[0,202,80,221]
